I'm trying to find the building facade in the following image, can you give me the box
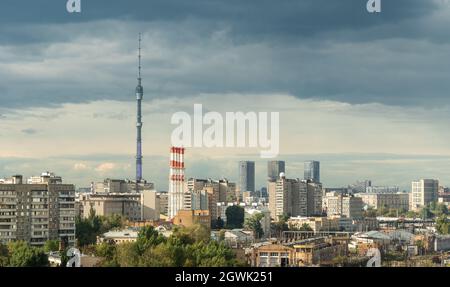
[306,181,323,216]
[356,192,409,211]
[268,176,307,220]
[172,209,211,229]
[410,179,439,211]
[0,174,76,246]
[304,161,320,183]
[79,190,160,221]
[267,161,285,182]
[238,161,255,195]
[324,193,363,219]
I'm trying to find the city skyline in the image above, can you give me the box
[2,1,450,191]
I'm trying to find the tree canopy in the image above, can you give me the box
[93,224,244,267]
[225,206,245,229]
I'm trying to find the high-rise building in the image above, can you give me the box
[410,179,439,211]
[0,173,76,246]
[268,175,307,220]
[306,181,323,216]
[218,178,237,202]
[267,161,285,182]
[184,178,233,221]
[238,161,255,196]
[168,147,185,219]
[304,161,320,183]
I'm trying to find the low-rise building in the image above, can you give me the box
[324,193,363,219]
[172,209,211,229]
[79,190,160,221]
[287,216,339,232]
[97,229,139,244]
[249,236,348,267]
[356,192,409,211]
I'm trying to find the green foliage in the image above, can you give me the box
[0,243,9,267]
[225,206,245,229]
[272,215,289,237]
[244,213,264,239]
[43,240,60,253]
[299,223,313,232]
[136,226,166,254]
[363,207,377,218]
[7,241,48,267]
[211,217,225,229]
[435,214,449,235]
[75,211,125,247]
[405,210,419,218]
[95,224,242,267]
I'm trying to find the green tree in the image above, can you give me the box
[435,214,449,235]
[363,207,377,218]
[420,207,432,219]
[95,224,244,267]
[225,206,245,229]
[75,213,125,247]
[272,215,289,237]
[136,226,166,254]
[244,213,264,239]
[299,223,313,232]
[212,217,225,229]
[0,243,9,267]
[405,210,419,218]
[43,240,60,253]
[7,241,48,267]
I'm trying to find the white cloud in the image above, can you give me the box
[95,162,117,173]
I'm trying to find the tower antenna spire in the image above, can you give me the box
[138,33,142,83]
[135,33,144,185]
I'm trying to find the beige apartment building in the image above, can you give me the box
[287,216,339,232]
[184,178,236,221]
[172,209,211,230]
[356,192,409,211]
[323,193,363,219]
[410,179,439,211]
[0,173,76,246]
[268,176,307,220]
[79,190,160,221]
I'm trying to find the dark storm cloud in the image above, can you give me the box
[0,0,449,109]
[0,0,438,43]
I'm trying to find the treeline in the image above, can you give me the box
[76,210,125,246]
[0,240,60,267]
[84,224,247,267]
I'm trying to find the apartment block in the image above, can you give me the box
[410,179,439,211]
[268,176,307,220]
[79,190,160,221]
[324,192,363,219]
[356,192,409,211]
[172,209,211,230]
[0,173,76,246]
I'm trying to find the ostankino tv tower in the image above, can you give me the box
[135,34,143,183]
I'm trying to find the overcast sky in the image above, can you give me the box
[1,0,450,191]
